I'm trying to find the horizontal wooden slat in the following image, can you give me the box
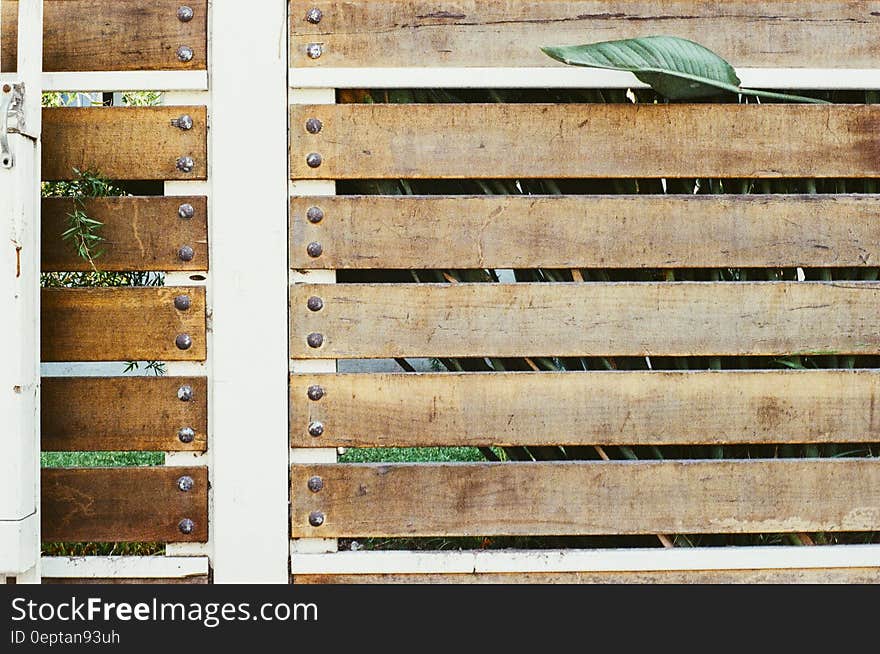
[290,104,880,179]
[46,576,209,584]
[290,370,880,447]
[293,569,880,584]
[42,377,207,451]
[290,1,880,69]
[290,282,880,358]
[42,106,207,181]
[291,194,880,269]
[291,460,880,537]
[42,196,208,271]
[42,286,206,362]
[2,0,207,71]
[43,467,207,542]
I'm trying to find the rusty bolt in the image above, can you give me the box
[176,333,193,350]
[307,296,324,312]
[178,203,195,219]
[306,206,324,223]
[177,5,194,22]
[178,518,195,534]
[309,511,325,527]
[177,45,194,62]
[306,152,322,168]
[308,421,324,437]
[178,426,195,443]
[2,84,11,93]
[177,385,193,402]
[177,475,195,492]
[306,8,323,24]
[306,333,324,348]
[305,118,323,134]
[306,242,323,258]
[174,294,191,311]
[176,156,195,173]
[307,385,325,401]
[178,245,195,262]
[306,43,323,59]
[308,476,324,492]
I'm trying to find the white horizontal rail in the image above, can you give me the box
[290,67,880,90]
[39,71,207,92]
[42,556,209,579]
[291,545,880,575]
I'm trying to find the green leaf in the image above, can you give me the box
[541,36,829,104]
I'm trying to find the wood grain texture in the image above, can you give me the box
[290,370,880,447]
[42,107,207,181]
[290,282,880,358]
[46,576,209,584]
[290,104,880,180]
[42,196,208,271]
[42,286,206,362]
[290,0,880,69]
[291,460,880,537]
[293,568,880,584]
[291,195,880,269]
[42,377,207,451]
[43,467,208,542]
[2,0,207,71]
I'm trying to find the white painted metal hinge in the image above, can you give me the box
[1,82,32,168]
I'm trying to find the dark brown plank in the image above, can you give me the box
[291,460,880,537]
[41,286,206,362]
[290,370,880,447]
[42,377,207,451]
[43,107,207,181]
[42,467,208,542]
[290,195,880,269]
[290,282,880,359]
[290,104,880,179]
[2,0,207,71]
[42,196,208,272]
[290,0,880,69]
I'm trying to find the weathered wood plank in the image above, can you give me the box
[290,0,880,69]
[293,568,880,584]
[290,370,880,447]
[291,195,880,269]
[42,106,207,181]
[2,0,207,72]
[42,287,206,362]
[46,576,209,584]
[42,377,207,451]
[291,460,880,537]
[42,196,208,271]
[290,104,880,179]
[290,282,880,358]
[43,467,208,542]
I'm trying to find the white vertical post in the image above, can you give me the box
[0,0,42,582]
[209,1,290,582]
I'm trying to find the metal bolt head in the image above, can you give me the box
[307,385,325,401]
[306,206,324,223]
[309,511,325,527]
[177,385,193,402]
[176,333,193,350]
[172,114,193,130]
[307,333,324,348]
[307,296,323,312]
[177,5,194,22]
[178,245,195,262]
[2,84,10,93]
[305,118,323,134]
[308,476,324,492]
[176,156,195,173]
[306,43,323,59]
[174,294,191,311]
[306,7,323,24]
[178,518,195,534]
[177,45,194,62]
[178,202,195,219]
[177,475,195,492]
[178,426,195,443]
[306,152,322,168]
[308,421,324,437]
[307,242,323,258]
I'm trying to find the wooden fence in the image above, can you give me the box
[2,0,880,583]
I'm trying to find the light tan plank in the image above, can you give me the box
[43,467,208,542]
[290,370,880,447]
[291,195,880,269]
[290,282,880,358]
[2,0,207,71]
[290,0,880,69]
[293,568,880,584]
[291,460,880,537]
[42,286,206,362]
[290,104,880,179]
[43,106,207,181]
[42,377,207,451]
[42,196,208,272]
